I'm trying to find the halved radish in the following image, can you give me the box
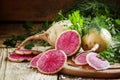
[82,27,112,52]
[15,20,72,50]
[86,52,110,70]
[37,49,67,74]
[8,53,36,62]
[56,30,81,56]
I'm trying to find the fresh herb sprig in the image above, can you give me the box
[99,41,120,64]
[65,0,120,64]
[67,10,84,36]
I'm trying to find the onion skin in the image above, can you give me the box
[82,28,112,52]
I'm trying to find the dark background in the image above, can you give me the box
[0,0,120,22]
[0,0,76,21]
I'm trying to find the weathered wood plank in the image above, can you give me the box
[0,48,9,80]
[59,74,120,80]
[95,79,120,80]
[0,48,58,80]
[59,74,94,80]
[1,48,120,80]
[0,0,76,21]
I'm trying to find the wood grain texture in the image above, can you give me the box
[0,48,120,80]
[0,0,76,21]
[0,0,120,21]
[61,64,120,79]
[0,48,10,80]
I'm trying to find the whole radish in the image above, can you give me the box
[82,27,112,52]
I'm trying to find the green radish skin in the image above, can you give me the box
[82,28,112,52]
[15,20,72,50]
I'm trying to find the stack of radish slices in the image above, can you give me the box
[8,49,41,62]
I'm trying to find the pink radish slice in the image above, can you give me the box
[8,53,36,62]
[56,30,81,56]
[86,52,110,70]
[37,49,67,74]
[74,52,88,65]
[30,53,43,68]
[15,49,41,55]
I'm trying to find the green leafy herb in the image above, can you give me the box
[99,42,120,64]
[24,41,35,49]
[22,22,34,33]
[68,10,84,36]
[41,21,51,31]
[115,19,120,25]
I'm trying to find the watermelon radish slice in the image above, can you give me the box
[56,30,81,56]
[86,52,110,70]
[74,52,88,65]
[37,49,67,74]
[15,49,41,55]
[30,53,43,68]
[8,53,36,62]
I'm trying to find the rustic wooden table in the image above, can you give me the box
[0,48,120,80]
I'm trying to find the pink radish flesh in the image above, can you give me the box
[30,53,43,68]
[15,49,41,55]
[74,52,87,65]
[8,53,36,62]
[37,49,67,74]
[86,52,110,70]
[56,30,80,56]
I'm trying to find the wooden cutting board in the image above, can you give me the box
[61,62,120,79]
